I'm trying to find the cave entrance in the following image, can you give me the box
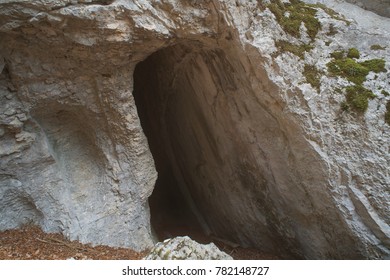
[132,43,213,243]
[132,42,286,255]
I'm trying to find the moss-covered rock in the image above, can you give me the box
[370,45,386,51]
[327,53,386,85]
[327,58,369,85]
[274,40,313,59]
[359,59,386,73]
[381,90,389,97]
[345,85,376,113]
[347,48,360,59]
[331,50,345,60]
[303,64,322,91]
[385,101,390,125]
[267,0,320,41]
[327,48,387,116]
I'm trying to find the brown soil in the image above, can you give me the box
[0,226,145,260]
[0,226,280,260]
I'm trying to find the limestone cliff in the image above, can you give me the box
[0,0,389,259]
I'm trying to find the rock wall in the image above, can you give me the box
[345,0,390,17]
[0,0,389,259]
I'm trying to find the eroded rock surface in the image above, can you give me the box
[0,0,389,258]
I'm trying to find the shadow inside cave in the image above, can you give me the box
[132,43,209,243]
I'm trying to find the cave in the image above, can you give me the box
[132,42,327,258]
[132,42,278,250]
[133,43,214,243]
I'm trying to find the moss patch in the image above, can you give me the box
[274,40,313,59]
[303,64,322,91]
[359,59,386,73]
[267,0,321,40]
[327,58,369,84]
[370,44,386,51]
[345,85,376,113]
[327,50,386,85]
[327,48,388,116]
[331,50,345,60]
[340,101,349,111]
[381,90,389,97]
[326,24,338,36]
[347,48,360,59]
[385,101,390,125]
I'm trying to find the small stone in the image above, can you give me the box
[17,113,27,122]
[4,108,16,116]
[8,118,23,129]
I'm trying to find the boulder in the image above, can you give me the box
[144,236,233,260]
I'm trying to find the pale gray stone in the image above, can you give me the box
[144,236,233,260]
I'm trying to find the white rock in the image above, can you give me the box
[144,236,233,260]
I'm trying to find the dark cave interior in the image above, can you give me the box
[132,45,207,242]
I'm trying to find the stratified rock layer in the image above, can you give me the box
[0,0,389,258]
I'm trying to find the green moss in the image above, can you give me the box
[267,0,321,40]
[335,87,343,95]
[385,101,390,125]
[347,48,360,59]
[340,101,349,111]
[359,59,386,73]
[382,90,390,97]
[326,24,338,36]
[327,48,388,118]
[370,44,386,51]
[275,40,314,59]
[327,58,369,84]
[268,2,283,21]
[330,50,345,59]
[345,85,376,113]
[303,64,322,91]
[327,56,386,85]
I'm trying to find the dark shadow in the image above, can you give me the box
[132,46,207,243]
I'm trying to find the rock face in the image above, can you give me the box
[144,236,233,260]
[0,0,389,259]
[345,0,390,18]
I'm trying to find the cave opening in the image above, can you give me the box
[132,43,212,243]
[132,42,293,256]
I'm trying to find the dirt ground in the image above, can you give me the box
[0,226,279,260]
